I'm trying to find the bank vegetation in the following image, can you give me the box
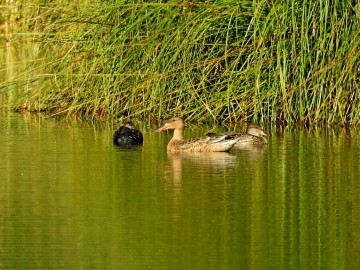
[1,0,360,126]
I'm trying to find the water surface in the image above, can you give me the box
[0,110,360,269]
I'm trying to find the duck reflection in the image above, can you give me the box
[165,151,238,183]
[163,151,239,222]
[231,145,268,170]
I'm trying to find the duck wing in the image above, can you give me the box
[179,135,238,152]
[179,137,210,150]
[206,132,244,141]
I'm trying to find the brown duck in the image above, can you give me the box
[207,123,267,149]
[155,117,238,152]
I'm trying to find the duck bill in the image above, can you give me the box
[260,130,267,137]
[155,123,171,132]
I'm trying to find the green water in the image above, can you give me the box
[0,110,360,270]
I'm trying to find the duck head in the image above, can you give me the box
[155,117,185,132]
[246,123,267,137]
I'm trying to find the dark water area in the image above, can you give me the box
[0,110,360,269]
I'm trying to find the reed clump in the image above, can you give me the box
[1,0,360,126]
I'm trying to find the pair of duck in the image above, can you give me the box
[113,117,267,151]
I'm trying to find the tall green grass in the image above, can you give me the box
[1,0,360,126]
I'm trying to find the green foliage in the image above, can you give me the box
[2,0,360,126]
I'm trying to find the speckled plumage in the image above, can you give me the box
[207,123,267,149]
[113,122,143,146]
[155,117,238,152]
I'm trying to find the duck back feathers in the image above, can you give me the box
[155,117,238,152]
[113,122,143,146]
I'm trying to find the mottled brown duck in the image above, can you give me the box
[155,117,238,152]
[207,123,267,149]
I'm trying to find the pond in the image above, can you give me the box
[0,109,359,269]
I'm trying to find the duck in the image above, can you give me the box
[113,122,143,146]
[207,123,267,149]
[155,117,238,152]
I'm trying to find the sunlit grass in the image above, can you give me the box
[1,0,360,126]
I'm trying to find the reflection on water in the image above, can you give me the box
[0,110,360,269]
[166,151,238,180]
[163,151,239,223]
